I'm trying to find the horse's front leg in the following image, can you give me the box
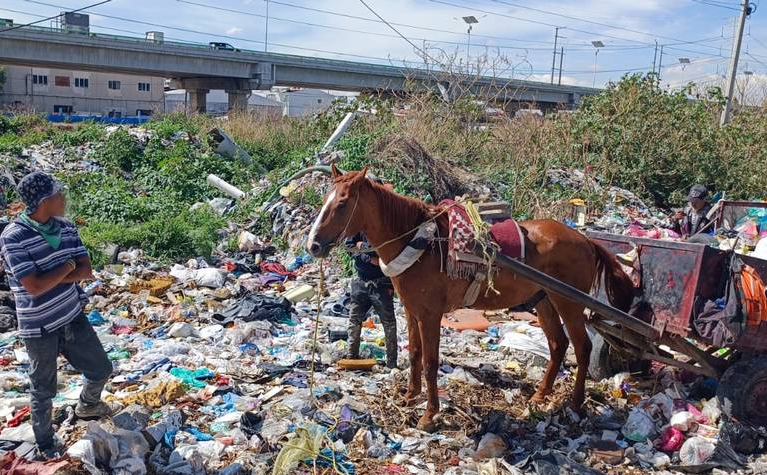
[416,317,441,432]
[404,311,422,406]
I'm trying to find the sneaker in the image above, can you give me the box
[75,401,121,420]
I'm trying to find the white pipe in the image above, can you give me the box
[206,174,245,200]
[321,111,355,152]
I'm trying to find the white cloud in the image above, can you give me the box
[226,27,243,35]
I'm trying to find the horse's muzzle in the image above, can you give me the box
[307,240,333,258]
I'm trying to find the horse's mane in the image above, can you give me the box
[366,179,437,236]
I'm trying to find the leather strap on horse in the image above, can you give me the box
[380,221,438,277]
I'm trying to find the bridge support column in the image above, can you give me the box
[227,90,250,112]
[188,89,209,114]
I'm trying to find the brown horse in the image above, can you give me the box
[307,167,633,432]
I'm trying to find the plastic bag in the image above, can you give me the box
[622,409,657,442]
[195,268,226,288]
[702,398,722,425]
[473,433,507,460]
[679,437,716,465]
[659,427,684,452]
[271,425,324,475]
[670,411,696,432]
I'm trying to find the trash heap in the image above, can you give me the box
[0,123,766,474]
[546,169,677,238]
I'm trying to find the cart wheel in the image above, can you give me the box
[588,331,649,381]
[717,357,767,426]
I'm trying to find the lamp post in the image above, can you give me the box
[678,57,690,85]
[462,15,478,73]
[591,40,604,88]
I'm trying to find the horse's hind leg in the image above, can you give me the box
[404,310,423,405]
[416,317,441,433]
[530,297,569,403]
[550,296,591,410]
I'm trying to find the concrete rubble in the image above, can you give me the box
[0,126,765,475]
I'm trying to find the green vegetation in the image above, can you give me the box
[0,74,765,267]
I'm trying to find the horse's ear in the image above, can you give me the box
[331,163,342,179]
[359,166,369,180]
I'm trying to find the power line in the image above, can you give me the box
[689,0,742,11]
[356,0,441,66]
[20,0,415,63]
[176,0,569,52]
[432,0,747,57]
[0,0,110,32]
[261,0,555,46]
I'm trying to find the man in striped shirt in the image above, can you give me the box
[0,172,114,458]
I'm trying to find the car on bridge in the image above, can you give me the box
[209,42,240,52]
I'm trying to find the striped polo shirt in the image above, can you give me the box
[0,219,89,338]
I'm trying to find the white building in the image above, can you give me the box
[164,89,283,116]
[0,64,165,117]
[164,87,356,117]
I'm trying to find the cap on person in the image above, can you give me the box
[17,172,63,214]
[687,184,708,202]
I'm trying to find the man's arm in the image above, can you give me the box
[19,260,76,297]
[61,256,94,283]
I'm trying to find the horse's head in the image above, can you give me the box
[306,165,369,258]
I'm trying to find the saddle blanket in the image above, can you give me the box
[440,199,525,280]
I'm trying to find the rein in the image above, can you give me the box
[347,199,463,257]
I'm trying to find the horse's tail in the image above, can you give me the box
[591,240,634,312]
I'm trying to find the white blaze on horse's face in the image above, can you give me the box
[307,188,337,257]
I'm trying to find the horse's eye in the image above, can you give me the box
[337,201,347,209]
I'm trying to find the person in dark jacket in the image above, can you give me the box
[674,184,714,238]
[344,233,398,368]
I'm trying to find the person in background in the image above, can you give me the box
[0,172,115,459]
[674,184,714,238]
[344,231,398,369]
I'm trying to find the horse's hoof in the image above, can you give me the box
[416,415,438,433]
[529,393,546,404]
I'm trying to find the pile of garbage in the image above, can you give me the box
[1,120,767,474]
[2,242,766,474]
[546,169,676,237]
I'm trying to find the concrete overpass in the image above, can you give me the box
[0,27,601,113]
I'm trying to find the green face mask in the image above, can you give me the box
[19,213,62,250]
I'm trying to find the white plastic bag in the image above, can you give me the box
[679,437,716,465]
[622,409,657,442]
[194,268,226,288]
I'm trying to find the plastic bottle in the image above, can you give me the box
[83,280,102,296]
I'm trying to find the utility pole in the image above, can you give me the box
[550,27,560,84]
[652,40,658,75]
[721,0,751,125]
[264,0,269,53]
[558,46,564,85]
[657,45,664,81]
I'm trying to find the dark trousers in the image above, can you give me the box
[348,276,397,366]
[22,313,112,449]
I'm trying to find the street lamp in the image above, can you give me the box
[678,58,690,85]
[591,40,604,88]
[462,15,478,72]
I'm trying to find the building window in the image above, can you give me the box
[53,105,73,114]
[32,75,48,85]
[108,80,121,90]
[54,76,70,87]
[138,82,151,92]
[74,78,89,88]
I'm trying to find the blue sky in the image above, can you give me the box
[3,0,765,91]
